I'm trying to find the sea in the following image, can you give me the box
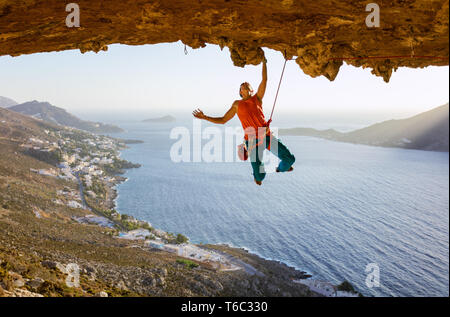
[96,115,448,297]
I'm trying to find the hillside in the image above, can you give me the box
[0,106,317,297]
[8,100,124,134]
[280,103,449,152]
[0,96,18,108]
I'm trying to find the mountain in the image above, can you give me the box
[8,100,124,133]
[142,115,176,123]
[279,103,449,152]
[0,96,18,108]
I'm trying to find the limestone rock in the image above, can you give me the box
[157,267,168,277]
[2,288,44,297]
[8,271,25,288]
[142,276,157,288]
[115,280,128,291]
[26,277,45,290]
[194,274,223,293]
[155,276,166,287]
[41,260,67,273]
[0,1,447,82]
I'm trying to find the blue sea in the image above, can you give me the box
[103,118,448,297]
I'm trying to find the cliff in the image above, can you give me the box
[0,0,448,82]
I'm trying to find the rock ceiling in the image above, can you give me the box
[0,0,448,82]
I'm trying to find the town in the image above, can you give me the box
[22,125,247,272]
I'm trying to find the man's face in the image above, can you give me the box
[240,83,250,98]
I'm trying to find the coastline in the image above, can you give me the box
[110,143,361,296]
[105,175,127,211]
[0,109,364,297]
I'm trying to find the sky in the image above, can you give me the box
[0,41,448,129]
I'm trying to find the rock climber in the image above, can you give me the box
[192,57,295,186]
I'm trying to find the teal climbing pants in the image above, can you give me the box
[245,134,295,182]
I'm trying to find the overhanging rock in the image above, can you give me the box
[0,0,448,82]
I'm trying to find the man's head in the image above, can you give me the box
[239,82,253,99]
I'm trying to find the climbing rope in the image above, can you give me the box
[266,50,289,127]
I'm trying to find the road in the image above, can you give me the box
[74,171,91,211]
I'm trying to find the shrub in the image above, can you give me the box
[337,280,356,293]
[175,234,189,244]
[176,259,198,269]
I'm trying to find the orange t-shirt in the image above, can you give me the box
[237,95,270,140]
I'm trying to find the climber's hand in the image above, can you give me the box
[192,108,206,120]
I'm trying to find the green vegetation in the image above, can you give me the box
[336,280,355,292]
[24,148,61,166]
[176,234,189,244]
[0,261,14,291]
[102,158,141,176]
[90,178,106,198]
[337,280,363,296]
[140,222,153,231]
[176,259,199,269]
[166,233,189,244]
[120,220,140,231]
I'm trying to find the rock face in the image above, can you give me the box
[1,288,45,297]
[0,1,448,82]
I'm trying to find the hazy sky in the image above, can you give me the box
[0,41,448,128]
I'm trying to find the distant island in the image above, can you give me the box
[279,103,449,152]
[6,99,124,134]
[142,115,176,123]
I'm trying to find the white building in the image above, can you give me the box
[99,157,113,165]
[84,175,93,187]
[91,169,103,176]
[153,229,169,240]
[82,166,95,174]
